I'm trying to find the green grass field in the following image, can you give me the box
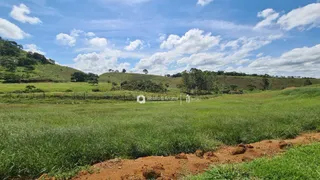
[190,143,320,180]
[0,82,112,93]
[0,86,319,179]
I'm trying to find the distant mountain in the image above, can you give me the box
[0,37,80,83]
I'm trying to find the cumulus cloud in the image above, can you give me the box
[248,44,320,77]
[72,51,130,74]
[0,18,29,39]
[56,33,76,47]
[197,0,213,6]
[86,32,96,37]
[10,4,42,24]
[134,29,220,74]
[254,8,279,29]
[88,37,108,49]
[24,44,45,55]
[160,29,220,54]
[56,29,83,47]
[125,39,144,51]
[277,3,320,31]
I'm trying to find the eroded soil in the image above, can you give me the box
[43,132,320,180]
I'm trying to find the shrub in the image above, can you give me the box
[92,88,100,92]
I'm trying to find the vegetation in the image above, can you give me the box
[0,86,320,179]
[190,143,320,180]
[119,80,167,93]
[71,72,99,85]
[0,37,79,82]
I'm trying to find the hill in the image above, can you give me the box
[99,72,181,88]
[100,72,320,90]
[0,37,80,82]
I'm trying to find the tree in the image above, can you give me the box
[87,73,99,85]
[71,72,87,82]
[261,78,270,90]
[143,69,148,74]
[230,84,238,91]
[122,69,126,73]
[0,57,17,72]
[108,69,114,72]
[247,84,256,91]
[304,79,312,86]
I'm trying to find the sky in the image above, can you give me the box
[0,0,320,78]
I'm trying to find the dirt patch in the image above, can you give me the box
[68,132,320,180]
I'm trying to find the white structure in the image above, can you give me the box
[137,95,146,104]
[186,95,191,103]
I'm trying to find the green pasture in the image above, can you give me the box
[0,86,319,179]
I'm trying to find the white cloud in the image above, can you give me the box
[72,51,130,74]
[158,33,166,42]
[0,18,29,39]
[248,44,320,77]
[197,0,213,6]
[56,33,76,47]
[10,4,42,24]
[254,8,279,29]
[86,32,96,37]
[125,39,144,51]
[24,44,46,55]
[277,3,320,31]
[56,29,83,47]
[88,37,108,48]
[160,29,220,54]
[70,29,83,37]
[134,29,221,74]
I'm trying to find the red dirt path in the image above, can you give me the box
[71,132,320,180]
[41,132,320,180]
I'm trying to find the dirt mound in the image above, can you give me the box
[69,132,320,180]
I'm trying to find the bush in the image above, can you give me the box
[65,89,73,92]
[120,80,167,93]
[92,88,100,92]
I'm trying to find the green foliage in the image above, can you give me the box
[120,80,167,93]
[247,84,256,91]
[87,73,99,85]
[230,84,238,91]
[0,87,320,179]
[181,68,218,94]
[71,72,87,82]
[143,69,148,74]
[304,79,312,86]
[261,77,270,90]
[0,39,21,56]
[0,57,17,72]
[71,72,99,85]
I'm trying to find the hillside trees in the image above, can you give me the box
[71,72,99,85]
[180,68,218,94]
[120,80,167,93]
[304,79,312,86]
[143,69,148,74]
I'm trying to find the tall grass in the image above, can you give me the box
[189,143,320,180]
[0,87,320,179]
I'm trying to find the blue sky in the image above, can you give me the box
[0,0,320,77]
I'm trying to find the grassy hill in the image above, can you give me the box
[99,72,181,88]
[100,72,320,90]
[0,37,80,82]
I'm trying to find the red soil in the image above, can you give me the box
[42,132,320,180]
